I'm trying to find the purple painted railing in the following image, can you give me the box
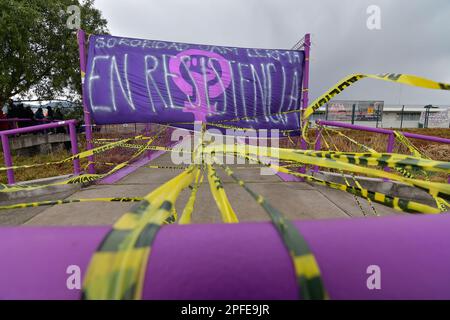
[316,120,450,183]
[0,120,80,185]
[317,120,450,145]
[0,118,59,130]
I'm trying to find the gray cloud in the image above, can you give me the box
[94,0,450,105]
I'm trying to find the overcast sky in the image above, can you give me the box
[94,0,450,106]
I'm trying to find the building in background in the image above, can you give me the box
[380,105,449,128]
[311,101,450,128]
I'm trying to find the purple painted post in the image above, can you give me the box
[299,33,311,176]
[386,133,395,153]
[68,122,80,175]
[77,30,95,174]
[144,123,150,135]
[300,33,311,148]
[313,128,321,173]
[1,134,14,184]
[144,123,153,159]
[384,133,395,181]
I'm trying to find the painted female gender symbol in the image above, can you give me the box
[169,49,232,122]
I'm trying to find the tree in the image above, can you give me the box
[0,0,108,107]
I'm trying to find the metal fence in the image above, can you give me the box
[310,103,450,129]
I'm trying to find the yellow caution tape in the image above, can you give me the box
[165,73,449,139]
[206,164,239,223]
[302,73,450,139]
[0,197,142,210]
[90,160,189,171]
[393,131,424,159]
[236,151,441,214]
[83,166,198,300]
[179,168,203,224]
[78,71,450,301]
[322,129,376,216]
[168,73,449,134]
[0,134,145,172]
[300,150,449,174]
[0,130,165,193]
[322,127,377,153]
[204,144,450,202]
[217,160,328,299]
[94,142,192,154]
[393,131,448,212]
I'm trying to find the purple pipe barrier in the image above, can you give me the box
[0,119,80,184]
[0,120,77,135]
[1,214,450,300]
[317,120,450,145]
[316,120,450,183]
[0,118,57,122]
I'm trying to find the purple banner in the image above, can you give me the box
[84,34,304,131]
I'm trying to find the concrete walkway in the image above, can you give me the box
[1,152,403,226]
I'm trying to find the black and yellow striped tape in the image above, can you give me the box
[0,197,142,210]
[236,151,441,214]
[217,161,328,300]
[82,166,197,300]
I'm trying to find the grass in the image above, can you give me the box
[0,149,81,184]
[280,128,450,161]
[0,125,174,184]
[281,128,450,183]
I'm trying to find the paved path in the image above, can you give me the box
[0,151,402,226]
